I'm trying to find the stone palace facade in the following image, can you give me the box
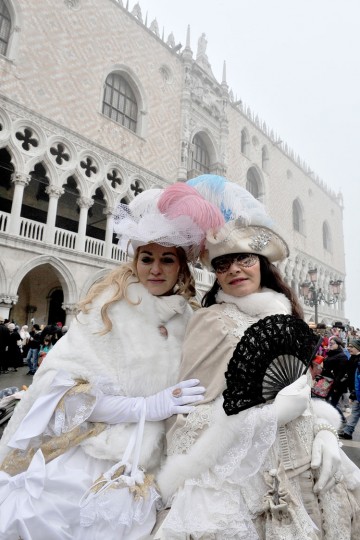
[0,0,346,327]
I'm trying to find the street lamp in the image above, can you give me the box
[299,268,343,325]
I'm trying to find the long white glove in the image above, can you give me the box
[311,427,342,493]
[274,375,310,426]
[88,379,205,424]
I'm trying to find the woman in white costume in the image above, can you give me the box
[157,175,360,540]
[0,183,224,540]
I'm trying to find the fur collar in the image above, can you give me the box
[216,287,291,318]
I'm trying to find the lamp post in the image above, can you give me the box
[299,268,342,325]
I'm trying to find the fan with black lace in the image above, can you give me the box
[223,314,320,415]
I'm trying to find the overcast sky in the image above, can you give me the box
[134,0,360,327]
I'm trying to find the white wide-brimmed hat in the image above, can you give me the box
[113,183,224,261]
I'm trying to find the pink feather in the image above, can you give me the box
[158,183,224,232]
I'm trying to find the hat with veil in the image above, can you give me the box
[113,183,224,261]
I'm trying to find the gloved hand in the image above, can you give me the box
[312,428,342,493]
[88,379,205,424]
[145,379,205,421]
[274,375,310,426]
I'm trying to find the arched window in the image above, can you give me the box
[192,134,210,173]
[323,222,332,252]
[261,145,269,171]
[0,0,11,56]
[292,199,303,233]
[102,73,138,133]
[246,167,260,199]
[241,128,249,155]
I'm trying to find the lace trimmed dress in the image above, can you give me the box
[157,289,360,540]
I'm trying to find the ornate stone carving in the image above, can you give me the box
[167,33,175,48]
[149,19,160,37]
[45,185,65,198]
[62,303,79,315]
[0,294,18,305]
[76,197,94,209]
[131,3,142,22]
[11,172,31,186]
[64,0,80,9]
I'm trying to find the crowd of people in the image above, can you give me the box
[0,174,359,539]
[309,321,360,441]
[0,320,68,376]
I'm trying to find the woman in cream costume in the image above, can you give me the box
[0,183,223,540]
[156,175,360,540]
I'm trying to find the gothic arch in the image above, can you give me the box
[24,154,58,184]
[80,268,111,298]
[1,0,23,61]
[188,128,219,176]
[89,179,115,208]
[60,170,88,198]
[246,165,265,202]
[0,258,7,293]
[8,255,78,305]
[0,141,24,173]
[292,198,305,234]
[322,221,332,252]
[101,64,148,137]
[241,127,250,155]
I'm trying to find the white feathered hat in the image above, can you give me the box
[113,183,224,261]
[186,174,289,265]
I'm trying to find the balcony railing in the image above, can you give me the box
[19,218,44,241]
[54,228,77,250]
[0,211,216,287]
[85,237,104,257]
[0,211,8,233]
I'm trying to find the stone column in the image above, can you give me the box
[0,294,18,322]
[62,303,78,327]
[75,197,94,252]
[103,207,114,259]
[44,186,65,244]
[8,173,31,235]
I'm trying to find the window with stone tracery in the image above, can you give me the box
[292,199,304,234]
[246,167,260,199]
[241,128,249,155]
[192,134,210,173]
[0,0,11,56]
[102,73,138,133]
[322,221,332,252]
[261,145,269,172]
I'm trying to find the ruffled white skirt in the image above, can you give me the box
[0,446,157,540]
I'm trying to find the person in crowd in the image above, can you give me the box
[5,323,23,373]
[339,338,360,440]
[19,324,30,361]
[25,323,42,375]
[331,322,351,358]
[61,325,68,337]
[0,183,223,539]
[40,322,63,347]
[322,336,349,424]
[156,175,360,540]
[37,335,53,367]
[0,320,10,374]
[310,354,324,381]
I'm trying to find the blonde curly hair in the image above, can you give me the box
[77,247,196,335]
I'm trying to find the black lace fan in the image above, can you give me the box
[223,314,321,415]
